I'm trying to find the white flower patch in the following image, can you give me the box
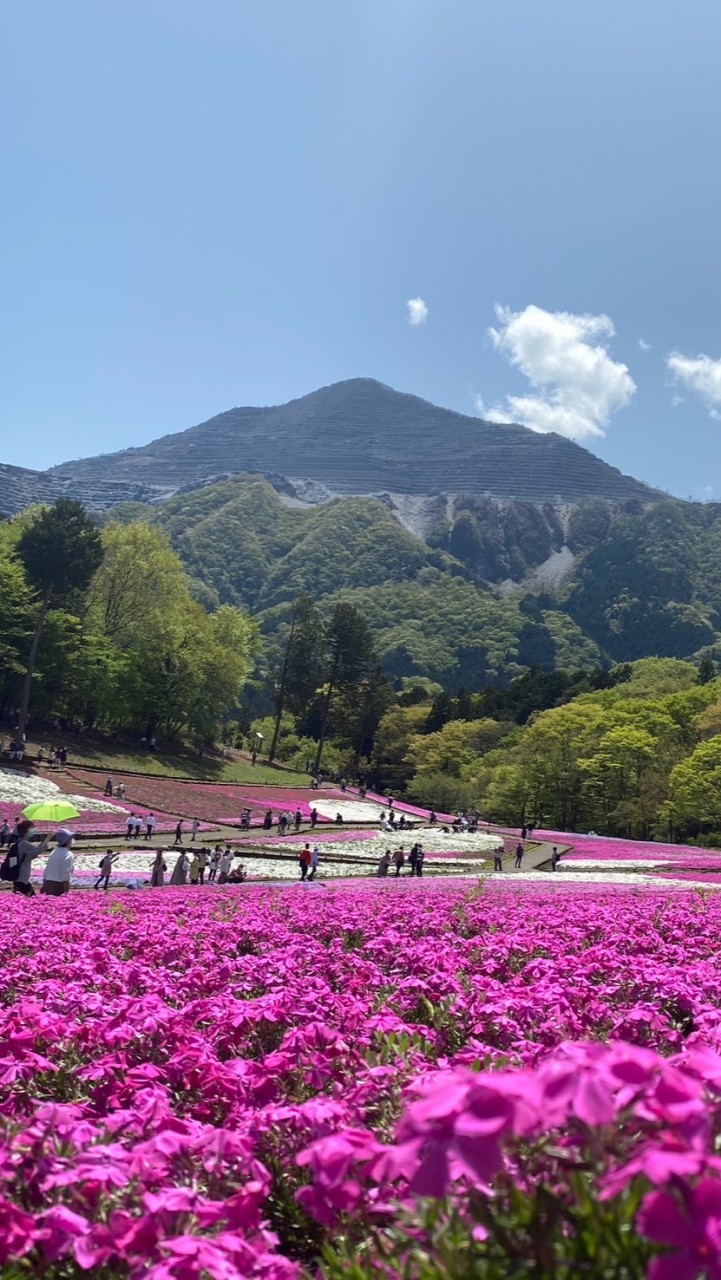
[559,858,674,871]
[262,830,502,860]
[0,769,126,814]
[312,799,387,823]
[66,794,128,815]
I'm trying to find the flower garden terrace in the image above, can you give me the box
[5,881,721,1277]
[5,764,721,889]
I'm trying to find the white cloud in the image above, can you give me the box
[638,338,652,352]
[406,297,428,326]
[667,351,721,417]
[477,304,636,441]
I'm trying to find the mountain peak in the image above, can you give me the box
[3,379,658,513]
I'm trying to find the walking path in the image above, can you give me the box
[505,840,572,872]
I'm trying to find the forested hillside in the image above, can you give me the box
[364,657,721,845]
[105,479,721,688]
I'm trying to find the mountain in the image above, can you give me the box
[7,377,716,691]
[0,378,656,516]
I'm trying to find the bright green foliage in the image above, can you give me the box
[471,664,721,837]
[0,509,259,743]
[667,737,721,831]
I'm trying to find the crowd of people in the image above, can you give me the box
[376,843,426,877]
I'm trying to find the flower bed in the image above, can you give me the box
[66,771,367,826]
[7,884,721,1274]
[538,829,721,881]
[257,828,502,862]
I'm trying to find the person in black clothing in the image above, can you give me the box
[514,842,524,869]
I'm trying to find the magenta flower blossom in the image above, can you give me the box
[639,1179,721,1280]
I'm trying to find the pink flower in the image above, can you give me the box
[393,1072,515,1197]
[34,1205,90,1263]
[639,1179,721,1280]
[0,1197,35,1264]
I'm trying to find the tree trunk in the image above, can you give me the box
[269,611,297,763]
[17,592,52,740]
[313,649,339,776]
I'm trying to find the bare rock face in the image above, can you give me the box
[1,379,658,517]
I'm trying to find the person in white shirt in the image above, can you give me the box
[218,849,233,883]
[41,833,75,896]
[309,845,319,880]
[133,814,142,839]
[145,813,156,840]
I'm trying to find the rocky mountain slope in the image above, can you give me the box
[0,379,659,517]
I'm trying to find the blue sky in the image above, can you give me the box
[2,0,720,498]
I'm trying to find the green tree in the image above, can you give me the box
[666,738,721,834]
[88,521,188,639]
[16,499,103,736]
[269,596,323,762]
[314,603,377,774]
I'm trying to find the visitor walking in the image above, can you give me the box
[174,820,183,844]
[310,808,318,829]
[94,849,119,891]
[145,813,156,840]
[299,844,311,881]
[150,848,167,888]
[278,812,288,837]
[493,847,503,872]
[125,814,135,840]
[263,809,273,830]
[309,844,319,880]
[7,821,50,896]
[190,849,208,885]
[104,777,114,797]
[514,841,524,869]
[393,847,405,877]
[294,807,302,833]
[408,845,418,876]
[551,845,561,871]
[132,814,142,840]
[191,817,200,842]
[41,832,74,896]
[170,850,190,885]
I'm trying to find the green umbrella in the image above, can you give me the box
[22,800,80,823]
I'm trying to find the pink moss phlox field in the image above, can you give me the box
[67,772,373,826]
[0,801,215,839]
[6,884,721,1275]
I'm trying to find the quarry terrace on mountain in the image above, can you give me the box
[0,378,658,516]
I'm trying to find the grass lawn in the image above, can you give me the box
[24,729,309,786]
